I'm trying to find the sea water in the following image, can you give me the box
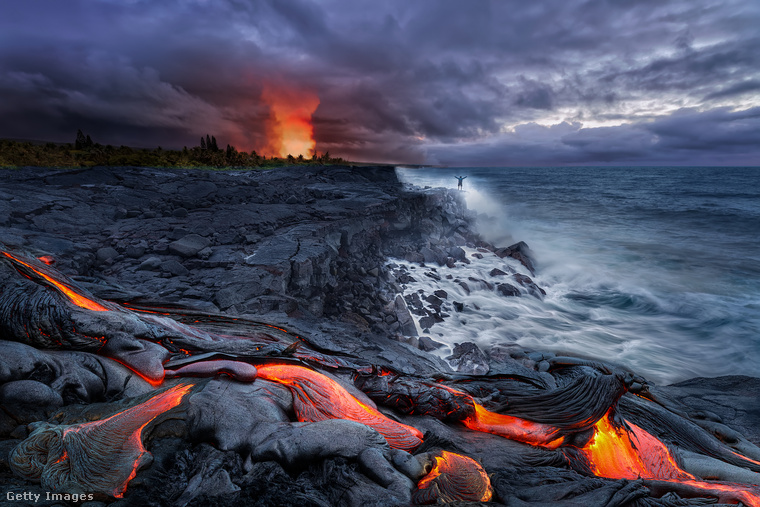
[395,166,760,385]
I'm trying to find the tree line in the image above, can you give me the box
[0,130,345,169]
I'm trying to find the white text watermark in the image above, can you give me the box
[6,491,95,503]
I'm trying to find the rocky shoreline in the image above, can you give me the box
[2,165,479,323]
[2,165,760,506]
[0,164,543,369]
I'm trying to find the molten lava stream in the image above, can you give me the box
[256,364,423,451]
[462,403,565,449]
[732,450,760,467]
[414,450,493,504]
[102,383,193,497]
[581,413,693,481]
[2,251,109,311]
[580,413,760,506]
[678,480,760,507]
[10,384,193,499]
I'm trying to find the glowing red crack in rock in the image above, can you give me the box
[2,251,109,312]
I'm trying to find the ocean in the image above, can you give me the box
[395,166,760,385]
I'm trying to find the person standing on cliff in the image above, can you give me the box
[455,175,467,190]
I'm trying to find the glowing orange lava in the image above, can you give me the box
[260,82,319,158]
[581,412,693,480]
[732,450,760,467]
[415,451,493,503]
[462,403,565,449]
[2,251,109,312]
[110,357,165,387]
[679,480,760,507]
[579,413,760,506]
[38,255,55,265]
[256,364,423,451]
[61,383,192,498]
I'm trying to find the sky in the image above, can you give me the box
[0,0,759,166]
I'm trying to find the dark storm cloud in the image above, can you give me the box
[0,0,758,164]
[705,80,760,101]
[427,106,760,166]
[0,0,273,147]
[600,36,760,94]
[514,80,555,111]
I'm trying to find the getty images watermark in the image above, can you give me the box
[6,491,95,503]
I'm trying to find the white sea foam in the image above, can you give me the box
[392,167,760,384]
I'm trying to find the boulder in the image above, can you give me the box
[420,246,446,266]
[447,246,466,260]
[169,234,211,258]
[495,241,537,275]
[419,336,445,352]
[497,283,520,297]
[96,247,119,263]
[138,257,162,271]
[394,295,418,336]
[419,315,436,330]
[513,273,546,299]
[162,259,189,277]
[447,342,490,375]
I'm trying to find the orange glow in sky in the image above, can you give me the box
[260,82,319,158]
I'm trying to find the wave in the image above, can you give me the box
[394,166,760,385]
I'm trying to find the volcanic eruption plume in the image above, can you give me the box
[260,82,319,158]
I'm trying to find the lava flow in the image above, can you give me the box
[578,412,760,506]
[9,383,193,498]
[4,249,760,504]
[462,402,565,449]
[2,251,109,311]
[414,450,493,504]
[580,412,693,480]
[91,383,193,497]
[256,364,423,452]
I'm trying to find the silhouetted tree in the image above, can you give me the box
[226,144,242,165]
[75,129,87,150]
[200,137,207,150]
[210,136,219,151]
